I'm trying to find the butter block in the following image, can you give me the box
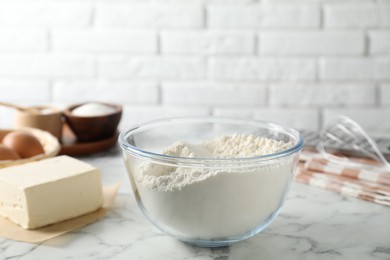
[0,156,103,229]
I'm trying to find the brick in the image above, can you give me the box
[210,58,316,80]
[53,80,159,104]
[0,80,50,101]
[369,31,390,54]
[121,105,210,127]
[52,30,157,53]
[150,0,255,2]
[209,0,256,2]
[264,0,374,2]
[0,3,92,27]
[161,31,255,55]
[259,31,364,55]
[320,58,390,80]
[0,30,47,51]
[0,107,15,128]
[325,4,390,28]
[99,56,206,79]
[0,54,95,78]
[253,108,320,131]
[208,5,320,28]
[323,108,390,132]
[162,82,266,105]
[213,108,254,118]
[380,84,390,105]
[96,4,204,28]
[215,108,319,130]
[269,83,376,106]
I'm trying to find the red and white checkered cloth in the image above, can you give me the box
[295,149,390,206]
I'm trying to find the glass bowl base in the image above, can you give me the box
[181,237,246,248]
[175,207,282,248]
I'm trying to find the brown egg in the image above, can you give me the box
[0,144,21,160]
[2,131,45,159]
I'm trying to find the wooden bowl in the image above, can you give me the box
[0,127,61,169]
[15,106,63,140]
[63,103,122,142]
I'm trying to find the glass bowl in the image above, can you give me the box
[119,117,303,247]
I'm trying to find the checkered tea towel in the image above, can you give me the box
[295,150,390,206]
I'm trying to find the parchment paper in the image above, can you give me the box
[0,183,120,243]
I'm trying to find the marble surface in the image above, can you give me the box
[1,147,389,260]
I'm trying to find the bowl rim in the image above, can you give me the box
[119,116,304,167]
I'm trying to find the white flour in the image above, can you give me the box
[131,134,295,239]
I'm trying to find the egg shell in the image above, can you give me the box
[2,131,45,159]
[0,144,21,160]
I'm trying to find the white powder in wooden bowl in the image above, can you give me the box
[72,103,116,117]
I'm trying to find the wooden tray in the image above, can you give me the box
[59,125,118,156]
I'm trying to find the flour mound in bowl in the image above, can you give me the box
[135,134,293,192]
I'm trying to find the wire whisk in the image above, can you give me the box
[317,115,390,170]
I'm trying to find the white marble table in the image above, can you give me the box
[1,147,389,260]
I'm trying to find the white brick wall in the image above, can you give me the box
[323,108,390,132]
[208,5,320,28]
[99,56,206,79]
[0,30,48,51]
[53,80,159,104]
[121,105,210,128]
[52,30,157,53]
[0,3,92,27]
[210,58,316,80]
[253,108,320,131]
[381,84,390,106]
[324,4,390,29]
[369,31,390,54]
[96,4,204,28]
[161,31,255,55]
[259,32,364,55]
[214,108,320,131]
[0,54,95,77]
[0,0,389,133]
[0,80,50,102]
[269,84,376,106]
[320,58,390,80]
[162,82,266,105]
